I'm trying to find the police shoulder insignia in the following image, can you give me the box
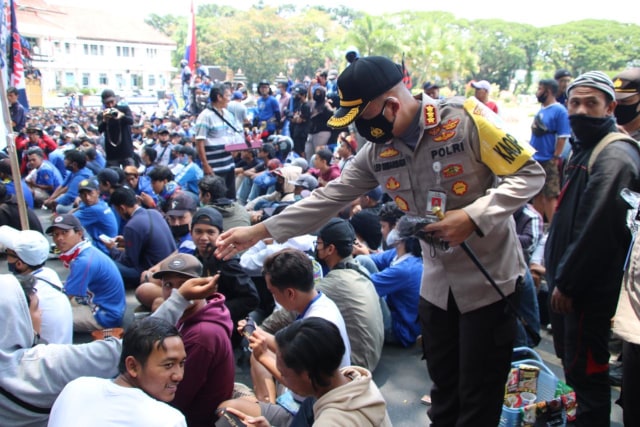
[424,104,438,126]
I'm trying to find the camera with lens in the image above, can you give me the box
[104,108,119,118]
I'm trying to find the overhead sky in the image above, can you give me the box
[50,0,640,27]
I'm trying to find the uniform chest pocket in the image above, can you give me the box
[377,168,420,213]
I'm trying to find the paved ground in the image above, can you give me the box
[0,207,624,426]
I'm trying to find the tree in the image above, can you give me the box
[469,20,539,92]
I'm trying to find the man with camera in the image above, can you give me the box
[97,89,135,168]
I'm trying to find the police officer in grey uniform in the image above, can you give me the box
[215,56,544,426]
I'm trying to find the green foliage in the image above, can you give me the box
[60,86,79,96]
[146,5,640,96]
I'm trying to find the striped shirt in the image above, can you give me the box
[194,107,236,174]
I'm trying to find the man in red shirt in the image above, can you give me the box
[471,80,499,114]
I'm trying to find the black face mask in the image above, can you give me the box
[615,100,640,125]
[569,115,617,145]
[536,92,548,104]
[313,92,325,103]
[355,101,394,144]
[8,262,18,274]
[171,224,190,239]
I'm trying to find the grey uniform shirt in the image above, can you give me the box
[264,96,545,313]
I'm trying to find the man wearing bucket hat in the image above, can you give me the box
[545,71,640,425]
[215,55,544,425]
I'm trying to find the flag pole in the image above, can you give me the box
[0,74,29,230]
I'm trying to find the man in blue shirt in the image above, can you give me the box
[255,80,281,136]
[73,178,119,255]
[107,187,177,288]
[7,86,26,133]
[123,164,158,210]
[47,214,125,332]
[0,158,35,209]
[172,145,203,196]
[25,147,63,208]
[529,78,572,224]
[44,149,93,214]
[363,215,423,347]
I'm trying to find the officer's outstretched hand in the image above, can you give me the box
[215,223,270,260]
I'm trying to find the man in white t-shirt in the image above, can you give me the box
[0,225,73,344]
[217,248,350,427]
[48,317,187,427]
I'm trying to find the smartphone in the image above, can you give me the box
[242,317,256,338]
[99,234,114,244]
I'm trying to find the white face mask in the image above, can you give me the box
[386,229,401,248]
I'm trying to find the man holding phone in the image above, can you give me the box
[154,253,235,427]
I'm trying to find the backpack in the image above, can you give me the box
[586,132,640,174]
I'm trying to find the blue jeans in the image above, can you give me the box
[380,296,398,344]
[514,268,541,348]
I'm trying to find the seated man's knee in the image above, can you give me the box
[135,282,162,308]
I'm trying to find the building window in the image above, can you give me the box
[83,44,88,55]
[82,73,90,87]
[146,48,157,58]
[65,72,75,86]
[116,74,124,89]
[116,46,121,56]
[99,73,108,85]
[99,45,104,55]
[131,74,140,87]
[64,43,70,54]
[148,74,156,86]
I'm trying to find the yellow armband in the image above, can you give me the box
[463,97,535,176]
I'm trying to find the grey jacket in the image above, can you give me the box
[264,96,544,313]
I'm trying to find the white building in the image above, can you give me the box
[17,0,176,105]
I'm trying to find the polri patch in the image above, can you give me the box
[385,177,400,191]
[442,164,464,178]
[451,180,468,196]
[379,147,400,158]
[394,196,409,211]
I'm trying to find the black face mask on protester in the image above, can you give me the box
[354,100,395,144]
[313,91,325,103]
[536,92,548,104]
[615,100,640,125]
[170,224,190,239]
[569,114,616,145]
